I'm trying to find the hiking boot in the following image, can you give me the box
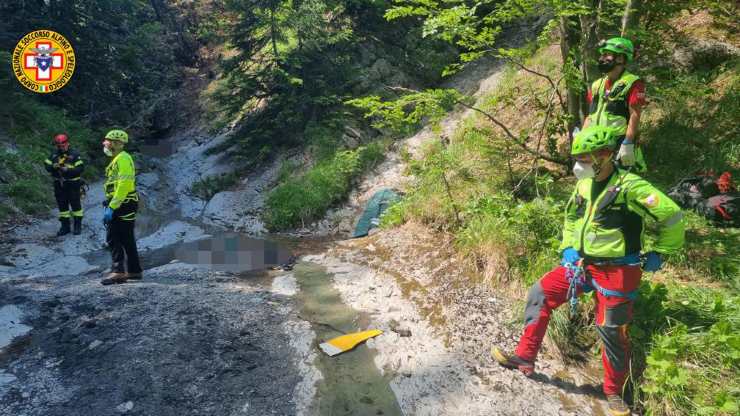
[126,272,143,281]
[100,272,128,285]
[491,346,535,376]
[73,217,82,235]
[56,218,71,236]
[606,395,631,416]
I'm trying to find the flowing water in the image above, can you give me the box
[294,262,402,416]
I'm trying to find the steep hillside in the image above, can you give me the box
[340,6,739,415]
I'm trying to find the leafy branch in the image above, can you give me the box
[348,86,568,166]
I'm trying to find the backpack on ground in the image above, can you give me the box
[697,193,740,227]
[669,171,738,227]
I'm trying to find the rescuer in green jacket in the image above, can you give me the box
[100,129,142,285]
[493,126,685,416]
[583,37,648,172]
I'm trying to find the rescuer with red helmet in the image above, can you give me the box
[44,133,85,236]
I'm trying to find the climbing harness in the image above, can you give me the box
[565,254,642,316]
[590,278,638,301]
[564,261,592,316]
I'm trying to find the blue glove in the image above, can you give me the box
[103,207,114,225]
[643,251,663,272]
[561,247,581,266]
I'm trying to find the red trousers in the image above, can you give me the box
[514,264,641,395]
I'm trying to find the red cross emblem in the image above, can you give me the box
[23,41,64,82]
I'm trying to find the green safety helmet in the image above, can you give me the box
[104,129,129,143]
[571,126,617,156]
[598,37,634,62]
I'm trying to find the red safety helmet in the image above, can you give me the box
[53,134,69,145]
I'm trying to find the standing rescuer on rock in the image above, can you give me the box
[492,126,685,416]
[44,133,85,236]
[582,37,647,172]
[100,129,142,285]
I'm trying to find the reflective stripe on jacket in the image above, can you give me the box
[44,148,85,181]
[104,151,138,210]
[560,168,685,259]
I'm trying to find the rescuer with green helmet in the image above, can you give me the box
[100,129,142,285]
[492,126,684,416]
[583,37,648,172]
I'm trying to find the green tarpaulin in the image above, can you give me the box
[353,188,401,238]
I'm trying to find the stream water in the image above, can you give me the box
[294,262,402,416]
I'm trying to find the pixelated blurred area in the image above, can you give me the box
[174,233,292,272]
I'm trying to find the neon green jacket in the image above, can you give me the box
[560,168,684,258]
[104,151,137,210]
[589,70,647,172]
[589,70,640,136]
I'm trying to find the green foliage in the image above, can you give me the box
[642,59,740,188]
[305,117,348,161]
[0,150,53,218]
[635,284,740,415]
[457,193,564,285]
[263,142,385,230]
[0,0,194,130]
[347,89,464,136]
[668,210,740,289]
[0,52,103,220]
[384,0,618,74]
[276,159,302,184]
[377,26,739,413]
[378,198,408,228]
[208,0,360,157]
[210,0,456,161]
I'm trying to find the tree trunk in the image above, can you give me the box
[581,0,604,80]
[621,0,642,38]
[579,0,603,118]
[559,15,583,132]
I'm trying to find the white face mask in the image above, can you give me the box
[103,146,113,157]
[573,161,595,180]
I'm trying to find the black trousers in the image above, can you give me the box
[106,202,142,274]
[53,180,82,218]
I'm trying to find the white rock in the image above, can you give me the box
[0,370,18,395]
[271,273,298,297]
[116,401,134,413]
[0,305,32,350]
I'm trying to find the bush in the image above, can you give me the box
[457,193,564,285]
[637,284,739,415]
[0,75,102,221]
[263,142,385,230]
[641,59,740,188]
